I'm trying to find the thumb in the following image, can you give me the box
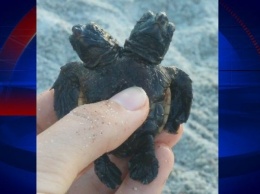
[37,87,149,194]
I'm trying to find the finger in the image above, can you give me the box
[155,125,184,148]
[67,124,183,193]
[37,89,58,134]
[37,87,149,194]
[116,144,174,194]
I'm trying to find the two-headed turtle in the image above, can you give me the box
[52,11,193,189]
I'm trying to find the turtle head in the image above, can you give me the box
[69,23,121,68]
[124,11,175,65]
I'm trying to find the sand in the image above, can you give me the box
[37,0,218,193]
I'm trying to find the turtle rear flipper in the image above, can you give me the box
[164,67,193,133]
[51,62,83,119]
[94,154,122,189]
[129,134,159,184]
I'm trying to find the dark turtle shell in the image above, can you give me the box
[52,11,192,189]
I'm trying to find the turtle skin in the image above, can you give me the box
[52,11,193,189]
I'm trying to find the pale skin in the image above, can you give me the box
[37,87,183,194]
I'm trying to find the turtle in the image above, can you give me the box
[52,11,193,189]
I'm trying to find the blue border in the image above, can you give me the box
[219,0,260,193]
[0,1,36,193]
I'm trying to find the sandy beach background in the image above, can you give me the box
[37,0,218,193]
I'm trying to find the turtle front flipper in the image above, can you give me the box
[164,67,193,133]
[51,62,84,119]
[94,154,122,189]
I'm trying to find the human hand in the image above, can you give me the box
[37,87,183,194]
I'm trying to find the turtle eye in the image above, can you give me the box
[138,11,154,22]
[72,25,83,36]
